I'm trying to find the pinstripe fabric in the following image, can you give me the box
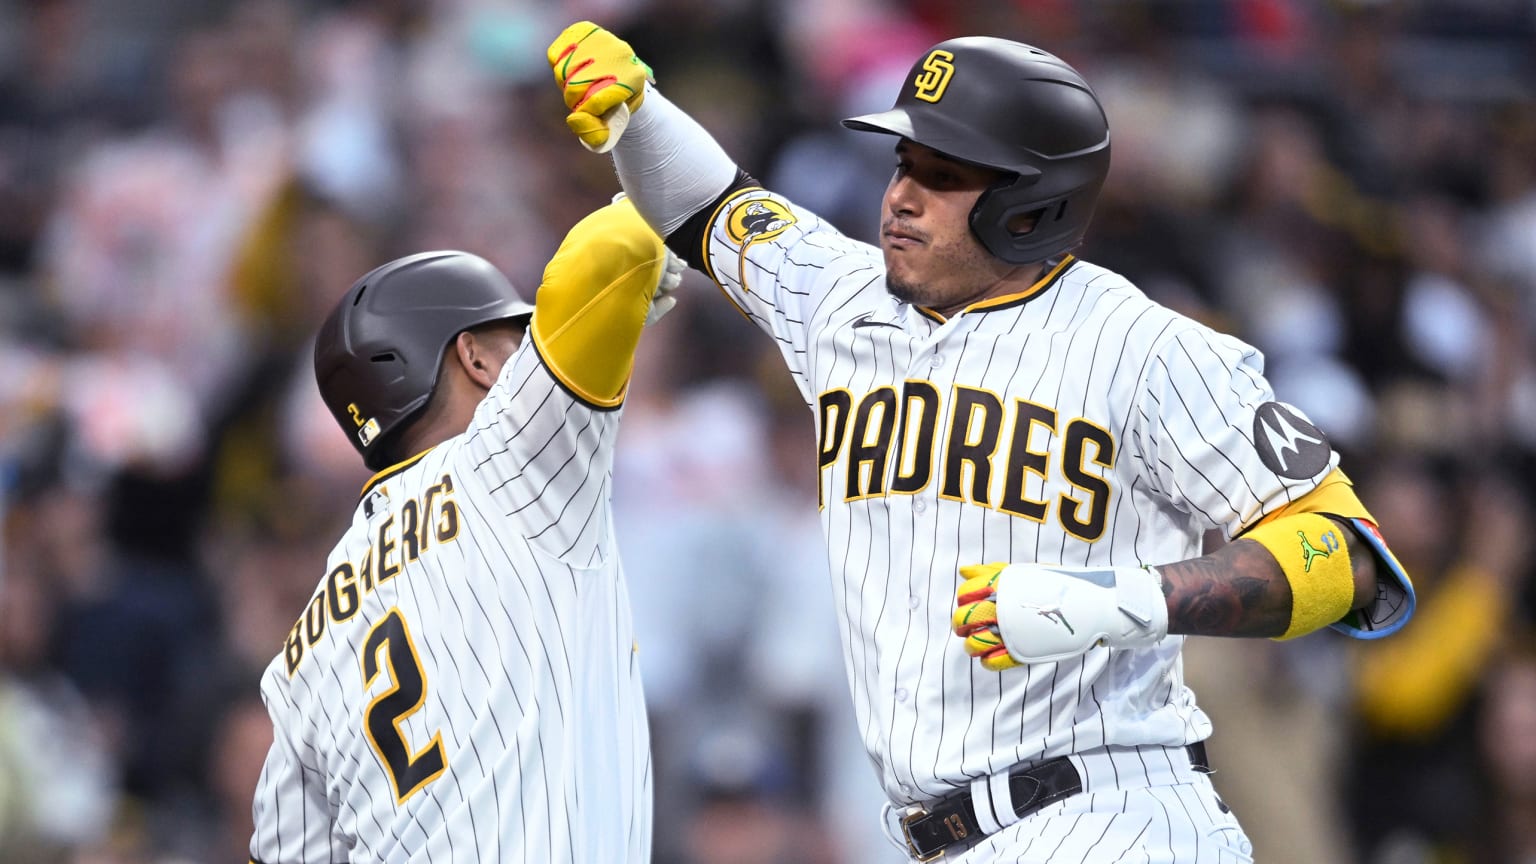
[249,343,651,863]
[701,190,1311,852]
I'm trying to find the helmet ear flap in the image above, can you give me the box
[969,172,1048,265]
[968,150,1107,266]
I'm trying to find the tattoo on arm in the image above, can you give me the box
[1159,539,1292,638]
[1158,517,1379,638]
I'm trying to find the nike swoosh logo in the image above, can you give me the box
[851,313,901,330]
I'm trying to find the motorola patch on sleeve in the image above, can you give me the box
[1252,402,1332,479]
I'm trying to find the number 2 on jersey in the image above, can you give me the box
[362,608,447,802]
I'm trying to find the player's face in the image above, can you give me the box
[881,141,1015,314]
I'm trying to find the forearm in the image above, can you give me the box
[613,85,739,237]
[954,516,1385,668]
[1159,518,1378,638]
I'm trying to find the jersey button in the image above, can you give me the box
[908,595,920,610]
[913,498,927,513]
[895,688,910,703]
[930,354,944,368]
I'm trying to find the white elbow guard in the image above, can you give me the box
[994,564,1169,664]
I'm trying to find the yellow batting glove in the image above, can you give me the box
[547,22,654,153]
[952,563,1020,671]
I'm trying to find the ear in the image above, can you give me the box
[453,331,499,390]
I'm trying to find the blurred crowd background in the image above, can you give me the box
[0,0,1532,862]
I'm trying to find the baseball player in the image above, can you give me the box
[545,25,1416,863]
[247,199,681,863]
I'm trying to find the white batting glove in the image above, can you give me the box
[954,563,1168,667]
[647,247,684,325]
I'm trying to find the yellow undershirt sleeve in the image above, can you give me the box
[1254,469,1376,525]
[530,199,665,407]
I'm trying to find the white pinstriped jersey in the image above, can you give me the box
[249,342,651,863]
[699,188,1339,806]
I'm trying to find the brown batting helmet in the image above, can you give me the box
[843,37,1111,264]
[314,251,534,470]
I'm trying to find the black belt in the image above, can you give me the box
[900,742,1212,861]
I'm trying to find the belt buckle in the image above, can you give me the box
[900,807,945,862]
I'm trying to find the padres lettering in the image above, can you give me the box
[284,473,462,675]
[818,383,1113,540]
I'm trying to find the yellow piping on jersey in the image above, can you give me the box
[702,186,775,323]
[920,255,1076,321]
[700,186,768,285]
[360,447,437,498]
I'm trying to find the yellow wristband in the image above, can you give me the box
[1245,513,1354,640]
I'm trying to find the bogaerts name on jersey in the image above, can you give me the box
[282,473,462,676]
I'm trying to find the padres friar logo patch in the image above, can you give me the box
[726,198,796,245]
[1252,402,1331,479]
